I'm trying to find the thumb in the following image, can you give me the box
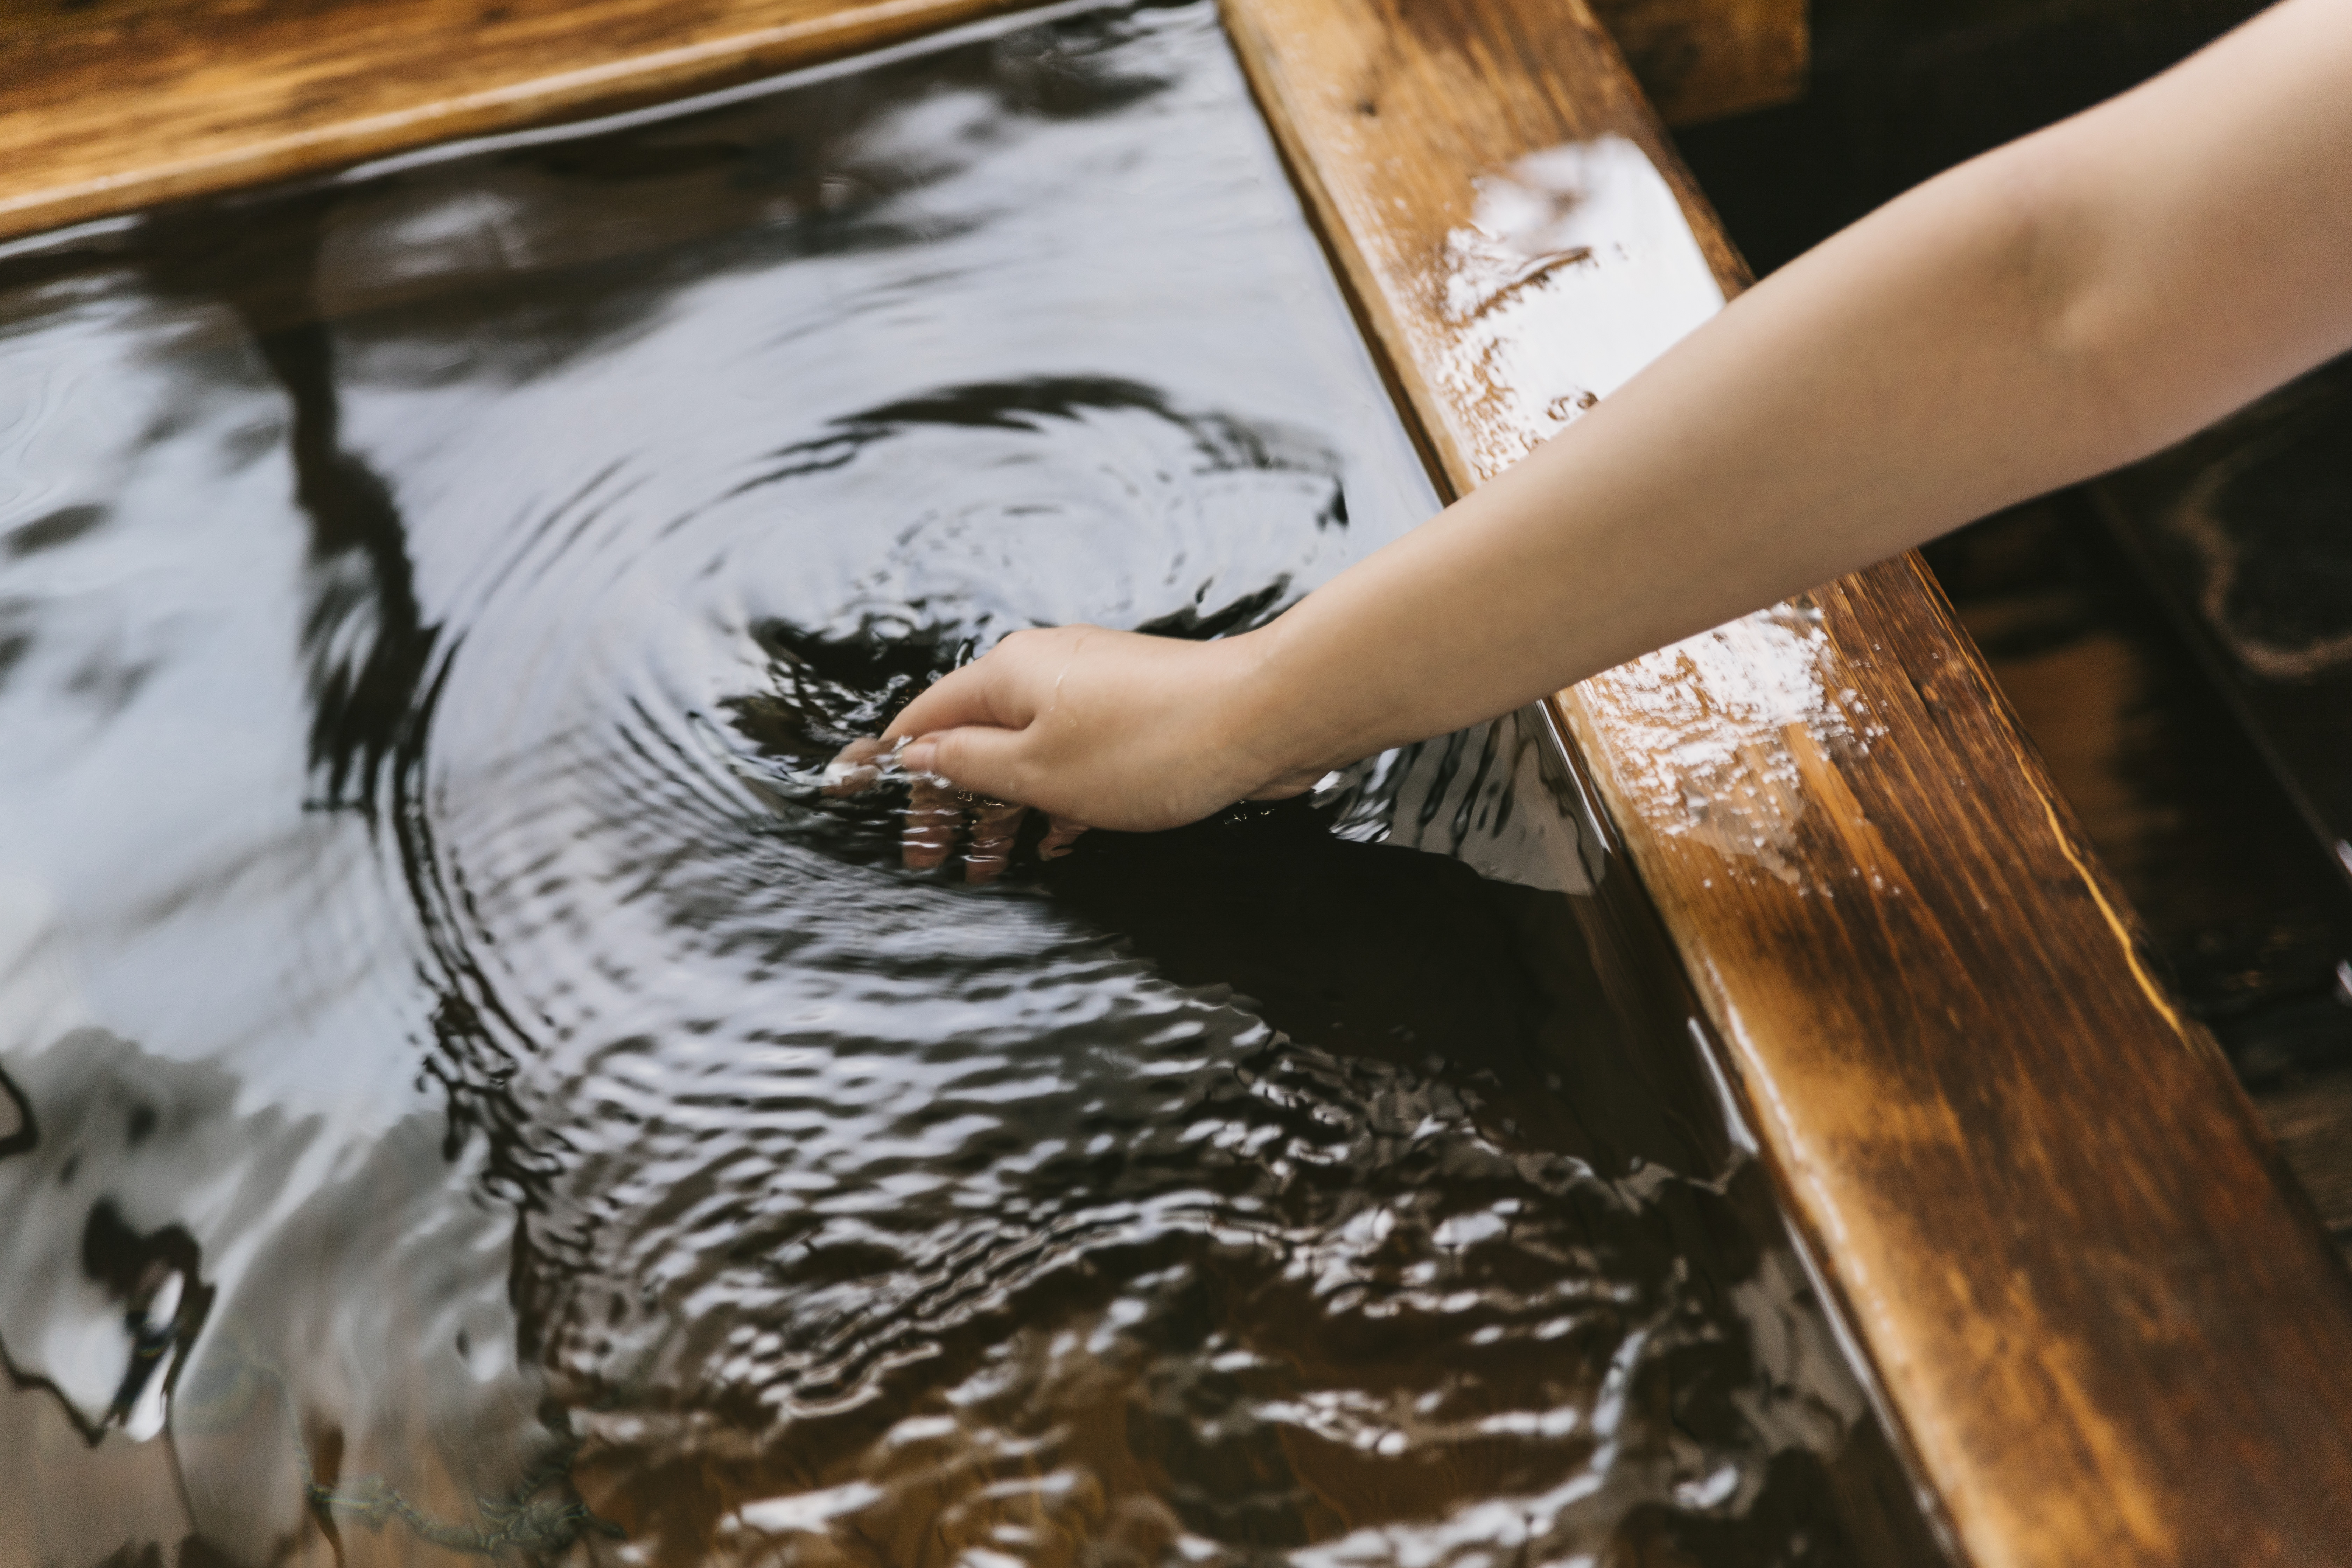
[902,726,1035,805]
[887,642,1038,742]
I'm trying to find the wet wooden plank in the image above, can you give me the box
[0,1377,193,1568]
[1925,498,2352,1238]
[2260,1071,2352,1249]
[1589,0,1807,124]
[0,0,1026,245]
[15,0,2352,1555]
[1216,0,2352,1561]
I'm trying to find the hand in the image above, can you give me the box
[827,625,1333,880]
[825,735,1087,885]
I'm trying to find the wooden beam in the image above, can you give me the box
[0,0,1028,246]
[1217,0,2352,1562]
[10,0,2352,1554]
[1588,0,1807,124]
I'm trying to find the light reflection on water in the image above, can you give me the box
[0,5,1930,1563]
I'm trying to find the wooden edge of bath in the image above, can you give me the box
[1217,0,2352,1561]
[0,0,1034,247]
[11,0,2352,1556]
[1587,0,1807,125]
[0,0,1790,250]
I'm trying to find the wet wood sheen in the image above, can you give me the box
[1216,0,2352,1562]
[12,0,2352,1559]
[0,0,1783,246]
[0,0,1027,245]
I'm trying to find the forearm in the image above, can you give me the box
[1250,0,2352,772]
[1251,153,2110,765]
[875,0,2352,838]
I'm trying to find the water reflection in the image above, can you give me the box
[0,4,1927,1563]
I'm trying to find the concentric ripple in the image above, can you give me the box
[0,5,1937,1565]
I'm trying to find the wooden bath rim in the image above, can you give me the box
[8,0,2352,1564]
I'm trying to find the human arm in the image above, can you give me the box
[877,0,2352,838]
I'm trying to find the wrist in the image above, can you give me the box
[1205,615,1355,792]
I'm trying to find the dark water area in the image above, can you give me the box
[0,5,1932,1563]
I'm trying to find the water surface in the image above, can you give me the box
[0,7,1931,1563]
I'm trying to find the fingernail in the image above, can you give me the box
[901,739,938,776]
[820,757,879,795]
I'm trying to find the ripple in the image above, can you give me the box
[0,4,1919,1564]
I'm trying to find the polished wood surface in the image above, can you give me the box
[1927,495,2352,1251]
[1590,0,1806,123]
[1217,0,2352,1560]
[0,0,1025,245]
[13,0,2352,1556]
[0,0,1794,250]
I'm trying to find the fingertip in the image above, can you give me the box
[1038,817,1089,860]
[903,834,953,872]
[822,736,889,797]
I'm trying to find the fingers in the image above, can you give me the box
[963,802,1027,886]
[1037,816,1088,860]
[907,794,1077,882]
[823,735,892,797]
[843,726,1065,880]
[885,627,1066,742]
[898,725,1032,809]
[839,624,1113,876]
[902,777,961,870]
[882,663,981,742]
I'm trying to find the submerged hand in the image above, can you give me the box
[826,736,1085,885]
[828,625,1332,878]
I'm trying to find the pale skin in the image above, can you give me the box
[838,0,2352,878]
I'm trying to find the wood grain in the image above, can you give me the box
[13,0,2352,1554]
[1589,0,1806,124]
[0,0,1800,243]
[1217,0,2352,1561]
[1926,498,2352,1247]
[0,0,1028,246]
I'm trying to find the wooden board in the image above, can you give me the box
[1214,0,2352,1563]
[0,0,1028,246]
[1589,0,1807,124]
[13,0,2352,1558]
[0,0,1800,253]
[1925,495,2352,1234]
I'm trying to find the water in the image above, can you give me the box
[0,5,1933,1562]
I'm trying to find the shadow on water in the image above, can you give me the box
[0,3,1941,1564]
